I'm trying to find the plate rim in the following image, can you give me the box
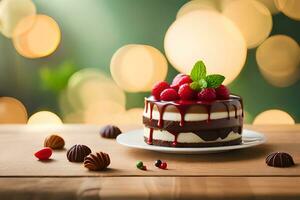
[116,129,266,153]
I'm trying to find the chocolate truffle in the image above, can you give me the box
[84,152,110,171]
[266,152,295,168]
[100,125,122,138]
[44,134,65,149]
[67,144,91,162]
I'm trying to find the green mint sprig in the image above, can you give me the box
[189,61,225,91]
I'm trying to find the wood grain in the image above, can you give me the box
[0,177,299,200]
[0,125,300,199]
[0,125,299,177]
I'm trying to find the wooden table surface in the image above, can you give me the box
[0,124,299,199]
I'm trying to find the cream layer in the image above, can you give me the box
[143,109,242,121]
[143,127,241,143]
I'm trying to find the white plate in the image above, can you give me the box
[116,129,266,154]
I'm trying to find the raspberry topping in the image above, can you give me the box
[198,88,216,101]
[216,85,230,100]
[151,81,170,100]
[171,74,192,91]
[160,88,179,101]
[178,83,196,100]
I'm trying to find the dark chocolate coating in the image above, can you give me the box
[144,137,242,147]
[67,144,91,162]
[100,125,122,138]
[84,152,110,171]
[266,152,295,168]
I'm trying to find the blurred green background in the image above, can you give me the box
[0,0,299,123]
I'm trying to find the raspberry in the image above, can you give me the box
[151,81,170,100]
[34,147,52,160]
[198,88,216,101]
[178,83,196,100]
[216,85,230,100]
[160,88,179,101]
[171,74,192,91]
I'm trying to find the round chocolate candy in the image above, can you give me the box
[84,152,110,171]
[44,134,65,149]
[266,152,295,168]
[67,144,91,162]
[154,160,162,167]
[99,125,122,138]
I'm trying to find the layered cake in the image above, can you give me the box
[143,61,243,147]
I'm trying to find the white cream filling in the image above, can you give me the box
[143,127,241,143]
[143,109,242,121]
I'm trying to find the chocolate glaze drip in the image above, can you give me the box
[144,95,243,147]
[266,152,295,168]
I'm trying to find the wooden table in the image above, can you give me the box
[0,125,299,199]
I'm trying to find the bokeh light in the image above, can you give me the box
[256,35,300,87]
[110,44,168,92]
[164,10,247,85]
[115,108,144,126]
[67,68,126,112]
[253,109,295,124]
[83,101,126,124]
[12,14,61,58]
[177,0,220,18]
[0,97,28,124]
[84,107,143,126]
[27,111,63,125]
[258,0,280,14]
[223,0,272,49]
[275,0,300,20]
[0,0,36,37]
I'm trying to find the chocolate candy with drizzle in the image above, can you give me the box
[100,125,122,139]
[84,152,110,171]
[67,144,91,162]
[266,152,295,168]
[143,95,243,147]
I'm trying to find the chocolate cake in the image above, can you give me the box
[143,60,244,148]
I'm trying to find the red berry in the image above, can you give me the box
[171,74,192,91]
[160,162,167,169]
[178,83,196,100]
[141,165,147,171]
[34,147,52,160]
[151,81,170,100]
[198,88,216,101]
[160,88,179,101]
[215,85,230,100]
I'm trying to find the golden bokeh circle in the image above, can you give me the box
[12,14,61,58]
[164,10,247,85]
[0,0,36,37]
[223,0,273,48]
[177,0,221,18]
[275,0,300,20]
[0,97,28,124]
[67,68,126,113]
[253,109,295,124]
[27,111,63,125]
[110,44,168,92]
[257,0,280,14]
[256,35,300,87]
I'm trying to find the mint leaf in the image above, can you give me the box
[206,74,225,88]
[190,79,207,91]
[190,61,206,81]
[199,79,207,89]
[190,82,201,91]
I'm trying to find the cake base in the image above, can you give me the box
[144,137,242,148]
